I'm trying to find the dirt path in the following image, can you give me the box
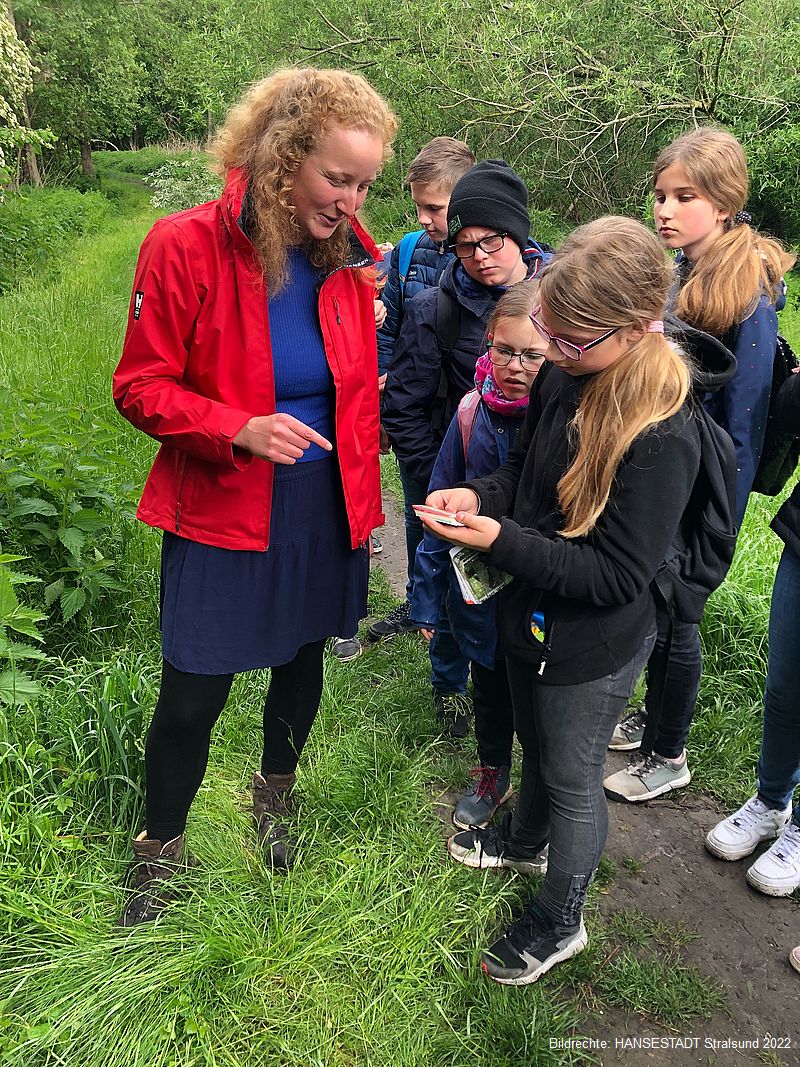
[372,490,800,1067]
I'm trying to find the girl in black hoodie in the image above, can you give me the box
[418,217,703,985]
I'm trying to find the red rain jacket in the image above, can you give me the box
[113,168,384,551]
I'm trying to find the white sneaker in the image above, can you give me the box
[705,795,792,861]
[790,945,800,975]
[746,822,800,897]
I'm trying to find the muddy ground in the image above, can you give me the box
[371,490,800,1067]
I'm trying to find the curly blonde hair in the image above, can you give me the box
[653,127,795,334]
[539,217,691,539]
[213,67,397,290]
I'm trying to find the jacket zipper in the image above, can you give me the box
[538,622,555,677]
[174,454,189,533]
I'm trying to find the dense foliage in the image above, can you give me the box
[6,0,800,239]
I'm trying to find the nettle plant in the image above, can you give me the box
[0,554,47,705]
[0,388,136,626]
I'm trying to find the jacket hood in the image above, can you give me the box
[221,166,378,270]
[664,312,737,395]
[441,239,552,316]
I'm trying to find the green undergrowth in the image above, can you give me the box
[0,151,796,1063]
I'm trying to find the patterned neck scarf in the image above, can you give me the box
[473,353,531,416]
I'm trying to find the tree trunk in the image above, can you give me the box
[22,97,41,186]
[80,140,95,177]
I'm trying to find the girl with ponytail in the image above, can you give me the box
[417,217,704,985]
[605,127,796,803]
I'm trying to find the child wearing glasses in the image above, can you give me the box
[410,282,546,828]
[383,160,550,737]
[603,127,795,803]
[418,217,705,984]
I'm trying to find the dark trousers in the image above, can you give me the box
[397,457,469,695]
[145,640,326,841]
[472,657,514,768]
[640,604,702,760]
[506,634,655,929]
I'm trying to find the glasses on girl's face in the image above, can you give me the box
[486,344,544,371]
[453,232,508,259]
[529,306,620,361]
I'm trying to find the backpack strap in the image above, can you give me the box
[456,390,482,461]
[432,286,461,431]
[396,230,425,304]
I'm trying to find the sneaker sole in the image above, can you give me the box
[447,833,547,874]
[452,787,514,830]
[604,766,691,803]
[704,830,777,862]
[607,737,643,752]
[745,867,800,897]
[482,926,588,985]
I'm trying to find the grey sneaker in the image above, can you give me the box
[330,636,363,662]
[453,765,513,829]
[609,706,647,751]
[746,822,800,897]
[705,795,792,861]
[434,691,471,739]
[448,813,548,874]
[603,749,691,802]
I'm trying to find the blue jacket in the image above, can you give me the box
[410,398,523,668]
[673,256,784,526]
[377,232,453,375]
[382,241,550,487]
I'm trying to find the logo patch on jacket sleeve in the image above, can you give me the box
[134,291,144,320]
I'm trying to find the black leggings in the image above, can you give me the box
[145,640,326,841]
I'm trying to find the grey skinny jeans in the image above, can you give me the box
[506,632,656,929]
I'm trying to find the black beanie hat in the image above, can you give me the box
[446,160,530,252]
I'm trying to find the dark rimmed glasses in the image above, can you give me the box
[529,305,620,361]
[486,344,545,371]
[452,232,509,260]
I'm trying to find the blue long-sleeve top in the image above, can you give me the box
[410,397,523,668]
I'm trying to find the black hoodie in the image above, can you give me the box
[464,319,737,683]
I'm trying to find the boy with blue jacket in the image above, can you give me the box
[382,160,550,735]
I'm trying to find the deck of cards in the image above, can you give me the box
[412,504,466,527]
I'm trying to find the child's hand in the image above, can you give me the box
[425,488,480,514]
[374,299,387,329]
[418,510,501,552]
[419,628,434,642]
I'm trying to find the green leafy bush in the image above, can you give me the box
[0,187,114,293]
[0,554,48,706]
[94,146,197,176]
[0,387,137,633]
[145,156,222,212]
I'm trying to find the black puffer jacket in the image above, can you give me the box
[770,370,800,556]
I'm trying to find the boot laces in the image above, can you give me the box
[471,765,504,803]
[773,823,800,864]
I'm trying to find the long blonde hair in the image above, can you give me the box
[213,68,397,290]
[539,217,691,539]
[653,127,795,334]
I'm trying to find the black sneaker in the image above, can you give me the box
[367,601,413,642]
[482,905,588,985]
[329,636,363,662]
[434,691,471,739]
[370,533,383,555]
[447,813,548,873]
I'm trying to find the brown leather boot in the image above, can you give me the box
[117,831,186,927]
[252,772,296,871]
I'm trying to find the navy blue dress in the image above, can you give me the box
[159,251,369,674]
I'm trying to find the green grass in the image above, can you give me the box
[0,155,796,1063]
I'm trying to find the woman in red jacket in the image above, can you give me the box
[113,68,397,926]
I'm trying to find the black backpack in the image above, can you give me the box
[752,334,800,495]
[653,316,739,624]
